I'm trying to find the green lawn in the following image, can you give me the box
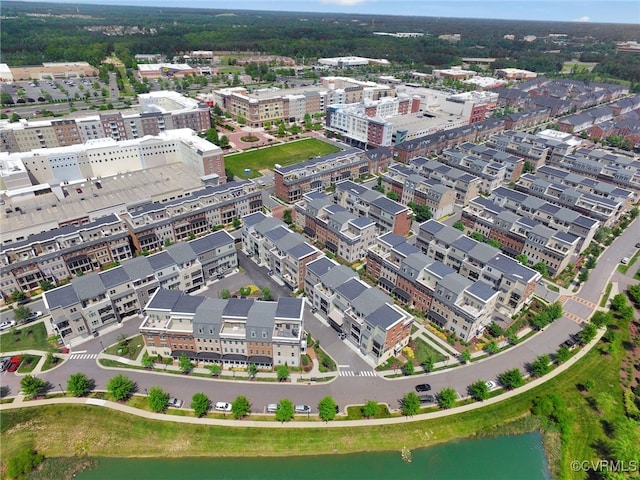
[413,336,446,363]
[0,323,55,353]
[225,138,340,179]
[16,354,41,374]
[104,334,144,360]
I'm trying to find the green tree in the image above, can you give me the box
[218,135,229,148]
[232,395,251,419]
[220,289,231,299]
[13,306,31,322]
[452,221,465,231]
[205,127,219,144]
[421,357,435,373]
[282,209,293,225]
[437,387,458,408]
[141,351,154,369]
[468,381,489,401]
[532,262,549,276]
[20,375,46,398]
[275,398,295,423]
[530,354,551,377]
[39,280,55,291]
[402,360,415,376]
[107,374,134,401]
[66,372,91,397]
[248,363,258,378]
[208,363,222,377]
[7,446,44,480]
[401,392,421,416]
[178,354,193,374]
[148,386,169,413]
[191,392,211,417]
[498,368,524,390]
[232,217,241,229]
[407,201,432,222]
[577,270,589,284]
[484,340,500,355]
[276,363,290,382]
[461,349,472,363]
[579,323,597,344]
[627,284,640,305]
[362,400,378,419]
[486,238,501,249]
[515,253,529,265]
[555,345,571,363]
[261,287,273,301]
[318,396,338,422]
[11,290,26,303]
[386,191,400,201]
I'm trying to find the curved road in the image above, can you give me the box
[1,218,637,413]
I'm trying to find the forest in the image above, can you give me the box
[1,1,639,83]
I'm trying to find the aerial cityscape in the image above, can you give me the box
[0,1,639,479]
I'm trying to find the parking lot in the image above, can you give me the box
[1,76,111,109]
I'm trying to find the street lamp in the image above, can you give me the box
[58,383,64,395]
[99,340,105,351]
[144,388,148,396]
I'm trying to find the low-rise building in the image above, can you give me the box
[410,157,482,205]
[305,256,413,365]
[140,289,305,367]
[43,230,237,343]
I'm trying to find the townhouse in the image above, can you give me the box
[0,213,133,298]
[379,163,456,219]
[43,230,237,343]
[438,148,508,193]
[294,192,376,263]
[365,233,498,342]
[410,157,482,205]
[488,186,599,251]
[120,180,262,253]
[273,147,392,204]
[456,142,524,182]
[304,256,413,365]
[332,180,413,236]
[140,289,305,367]
[415,219,540,316]
[241,212,322,291]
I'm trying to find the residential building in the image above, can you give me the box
[410,157,482,205]
[273,147,392,203]
[304,256,413,365]
[43,230,237,343]
[140,289,305,367]
[242,212,322,291]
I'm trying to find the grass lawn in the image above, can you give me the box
[40,353,63,372]
[225,138,340,179]
[0,322,56,353]
[0,313,633,479]
[413,337,446,363]
[104,334,144,360]
[16,354,41,374]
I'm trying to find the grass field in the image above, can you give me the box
[225,138,340,179]
[413,337,446,364]
[0,322,54,353]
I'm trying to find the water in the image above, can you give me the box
[78,431,549,480]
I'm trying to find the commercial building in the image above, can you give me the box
[273,147,392,203]
[241,212,323,291]
[141,290,305,367]
[4,62,97,81]
[304,256,413,365]
[43,230,237,343]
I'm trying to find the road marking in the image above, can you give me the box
[69,353,98,360]
[338,364,350,368]
[339,370,376,377]
[73,350,87,354]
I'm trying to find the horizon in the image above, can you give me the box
[13,0,640,25]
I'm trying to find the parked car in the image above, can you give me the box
[215,401,232,412]
[24,311,43,323]
[266,403,278,413]
[0,357,11,372]
[6,356,21,372]
[635,242,640,248]
[167,397,183,408]
[621,257,630,265]
[418,394,435,404]
[0,320,16,332]
[485,381,497,390]
[415,383,432,393]
[294,404,311,414]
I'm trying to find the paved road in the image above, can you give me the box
[1,219,636,411]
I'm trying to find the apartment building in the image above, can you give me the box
[0,91,211,153]
[273,147,392,203]
[43,230,237,343]
[120,180,262,253]
[488,186,599,251]
[516,173,624,226]
[461,197,581,274]
[0,214,133,298]
[456,142,524,182]
[416,219,540,315]
[140,289,305,367]
[2,129,225,187]
[242,212,322,291]
[304,256,413,365]
[332,180,412,236]
[410,157,482,205]
[439,148,508,193]
[379,163,456,219]
[294,192,377,263]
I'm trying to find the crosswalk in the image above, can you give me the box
[339,370,377,377]
[69,353,98,360]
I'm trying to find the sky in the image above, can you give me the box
[17,0,640,25]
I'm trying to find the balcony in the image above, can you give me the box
[220,322,246,338]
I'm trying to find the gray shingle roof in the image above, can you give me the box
[336,278,368,301]
[223,298,254,318]
[319,264,357,289]
[73,274,106,301]
[275,297,303,319]
[365,304,404,330]
[146,288,182,310]
[166,242,197,265]
[173,294,205,314]
[121,256,155,279]
[44,284,79,309]
[350,288,388,316]
[467,281,498,301]
[306,256,338,277]
[99,267,130,289]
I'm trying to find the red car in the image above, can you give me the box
[6,356,21,373]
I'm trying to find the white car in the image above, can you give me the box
[215,401,232,412]
[486,381,498,391]
[24,311,43,322]
[167,397,183,408]
[294,404,311,414]
[0,320,16,332]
